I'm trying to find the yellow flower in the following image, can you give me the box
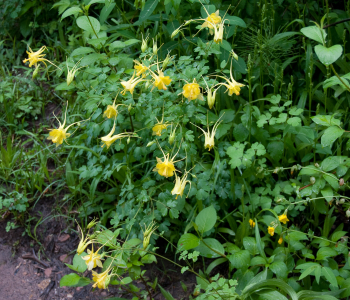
[143,221,158,249]
[134,60,148,77]
[203,78,218,109]
[268,226,275,236]
[82,246,103,270]
[92,268,112,289]
[23,46,50,68]
[152,123,168,136]
[77,225,93,255]
[121,72,144,95]
[216,62,245,96]
[182,79,203,101]
[149,62,172,90]
[101,122,133,149]
[171,171,192,199]
[202,10,221,31]
[47,104,77,147]
[191,114,224,151]
[249,219,255,228]
[278,214,289,224]
[153,143,183,178]
[103,96,125,119]
[66,58,85,86]
[214,22,224,44]
[278,236,283,244]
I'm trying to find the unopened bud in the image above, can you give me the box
[315,163,320,168]
[340,198,346,204]
[32,65,40,80]
[128,104,132,112]
[310,177,316,185]
[141,35,148,53]
[162,53,172,70]
[207,88,216,109]
[146,140,156,147]
[231,50,239,61]
[127,137,131,144]
[169,130,176,145]
[153,38,158,55]
[171,28,181,39]
[87,218,98,229]
[340,178,345,186]
[346,209,350,218]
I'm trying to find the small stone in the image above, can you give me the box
[44,267,52,277]
[57,234,70,242]
[67,294,73,298]
[38,278,51,290]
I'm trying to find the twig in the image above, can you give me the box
[22,249,49,268]
[323,18,350,29]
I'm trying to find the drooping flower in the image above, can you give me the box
[142,221,158,249]
[191,114,224,151]
[182,79,203,101]
[134,60,148,77]
[77,224,93,255]
[92,268,112,289]
[171,170,192,199]
[103,96,125,119]
[141,34,149,53]
[23,46,50,68]
[121,72,145,95]
[202,10,221,32]
[278,214,289,224]
[66,58,85,86]
[152,122,169,136]
[216,61,245,96]
[203,78,218,109]
[213,22,224,44]
[149,62,172,90]
[82,246,103,270]
[47,104,77,147]
[268,226,275,236]
[101,122,134,149]
[153,143,182,178]
[278,236,283,244]
[249,219,255,228]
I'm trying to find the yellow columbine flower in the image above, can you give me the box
[77,224,93,255]
[203,78,218,109]
[213,22,224,44]
[191,114,224,151]
[143,222,158,249]
[216,62,245,96]
[23,46,50,68]
[66,58,85,86]
[92,268,112,289]
[103,95,125,119]
[121,72,145,95]
[82,246,103,270]
[278,236,283,244]
[268,226,275,236]
[149,63,172,90]
[202,10,221,32]
[101,122,133,149]
[171,171,192,199]
[249,219,255,228]
[182,79,203,101]
[152,123,169,136]
[153,143,183,178]
[47,104,77,147]
[134,60,148,77]
[278,214,289,224]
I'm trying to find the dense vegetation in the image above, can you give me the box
[2,0,350,299]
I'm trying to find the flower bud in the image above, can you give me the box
[171,28,181,39]
[314,163,320,168]
[162,53,172,70]
[152,38,158,55]
[340,178,345,186]
[146,140,156,147]
[346,209,350,218]
[310,177,316,185]
[169,130,176,145]
[231,50,239,61]
[128,104,132,112]
[32,65,40,80]
[207,88,216,109]
[87,218,98,229]
[127,137,131,144]
[141,35,148,53]
[340,198,345,204]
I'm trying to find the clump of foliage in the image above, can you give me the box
[3,0,350,298]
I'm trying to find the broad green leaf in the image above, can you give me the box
[206,258,227,275]
[312,115,341,127]
[61,7,82,20]
[71,47,95,57]
[321,126,344,148]
[177,233,200,251]
[80,53,106,66]
[200,5,216,19]
[322,267,338,287]
[321,186,333,202]
[299,265,317,280]
[225,16,246,28]
[243,237,259,256]
[269,261,288,279]
[195,238,225,258]
[300,26,327,44]
[315,45,343,66]
[76,16,101,34]
[233,124,249,141]
[321,156,346,172]
[72,253,87,273]
[138,0,159,22]
[60,273,91,287]
[195,205,217,234]
[228,249,251,270]
[323,173,339,191]
[299,165,320,176]
[316,247,338,260]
